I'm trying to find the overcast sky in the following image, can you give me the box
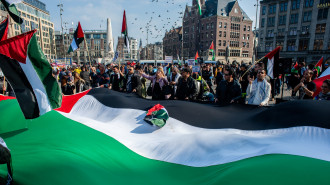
[44,0,258,47]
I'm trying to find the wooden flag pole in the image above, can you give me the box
[84,37,91,67]
[241,56,265,79]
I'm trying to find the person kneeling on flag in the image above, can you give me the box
[246,69,271,106]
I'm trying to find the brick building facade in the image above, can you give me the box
[163,27,182,59]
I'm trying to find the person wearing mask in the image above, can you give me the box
[140,67,168,100]
[215,67,242,105]
[123,66,142,94]
[293,70,316,99]
[246,69,271,106]
[175,68,198,101]
[97,65,111,89]
[315,79,330,100]
[109,66,124,91]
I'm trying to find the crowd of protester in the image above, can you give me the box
[1,60,329,104]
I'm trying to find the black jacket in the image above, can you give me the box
[123,73,142,93]
[110,73,124,91]
[216,80,242,105]
[175,77,198,100]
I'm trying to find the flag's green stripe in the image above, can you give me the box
[0,100,330,185]
[27,35,62,109]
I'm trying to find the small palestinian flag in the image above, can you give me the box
[121,10,130,53]
[68,22,84,53]
[195,51,199,63]
[291,61,298,74]
[209,41,215,61]
[0,17,9,41]
[315,57,323,77]
[196,0,202,15]
[144,104,169,127]
[0,0,23,24]
[0,30,62,119]
[262,46,280,79]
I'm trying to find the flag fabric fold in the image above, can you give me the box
[196,0,202,15]
[195,51,199,63]
[0,0,23,24]
[315,57,323,77]
[264,46,280,79]
[0,17,9,41]
[68,22,84,53]
[0,30,62,119]
[0,89,330,184]
[209,41,215,61]
[121,10,130,53]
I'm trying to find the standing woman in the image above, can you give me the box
[140,67,168,100]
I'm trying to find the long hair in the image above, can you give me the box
[157,67,165,78]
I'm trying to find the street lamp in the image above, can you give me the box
[57,1,65,64]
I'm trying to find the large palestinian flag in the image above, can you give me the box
[0,17,9,41]
[0,30,62,119]
[0,0,23,24]
[0,89,329,185]
[68,22,84,53]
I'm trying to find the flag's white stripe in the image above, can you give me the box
[6,0,22,5]
[319,67,330,78]
[59,95,330,167]
[20,57,51,115]
[70,39,78,52]
[267,57,274,79]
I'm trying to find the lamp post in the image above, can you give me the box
[254,0,259,62]
[57,2,65,65]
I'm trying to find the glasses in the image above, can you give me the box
[224,73,230,76]
[258,72,265,74]
[321,86,328,89]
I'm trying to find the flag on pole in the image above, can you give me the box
[315,57,323,77]
[196,0,202,15]
[122,10,130,53]
[0,17,9,41]
[263,46,280,79]
[68,22,84,53]
[0,0,23,24]
[0,30,62,119]
[195,51,199,63]
[209,41,215,61]
[291,61,299,74]
[313,67,330,98]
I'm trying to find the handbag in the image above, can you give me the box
[147,82,152,96]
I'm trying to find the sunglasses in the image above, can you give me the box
[224,74,230,76]
[321,86,328,88]
[258,72,265,74]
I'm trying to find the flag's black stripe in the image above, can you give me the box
[0,18,8,41]
[0,0,23,24]
[86,88,330,130]
[0,54,39,119]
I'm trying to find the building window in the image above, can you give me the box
[218,49,226,56]
[267,17,275,27]
[223,41,226,47]
[230,41,239,47]
[224,31,227,37]
[314,39,324,50]
[276,41,284,48]
[303,11,312,22]
[279,15,287,25]
[292,0,300,10]
[219,22,222,28]
[268,4,276,14]
[304,0,314,8]
[242,51,249,57]
[262,6,266,15]
[224,23,227,28]
[280,2,288,12]
[267,30,274,37]
[289,27,297,35]
[230,49,240,57]
[219,31,222,37]
[301,26,310,34]
[298,40,309,51]
[317,8,328,20]
[218,40,222,46]
[266,42,273,51]
[316,23,326,33]
[261,18,265,27]
[290,14,299,24]
[287,40,297,51]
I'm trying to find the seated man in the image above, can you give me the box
[246,69,271,106]
[123,66,142,94]
[175,68,198,100]
[215,67,242,105]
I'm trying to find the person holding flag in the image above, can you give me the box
[209,41,215,61]
[195,51,199,64]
